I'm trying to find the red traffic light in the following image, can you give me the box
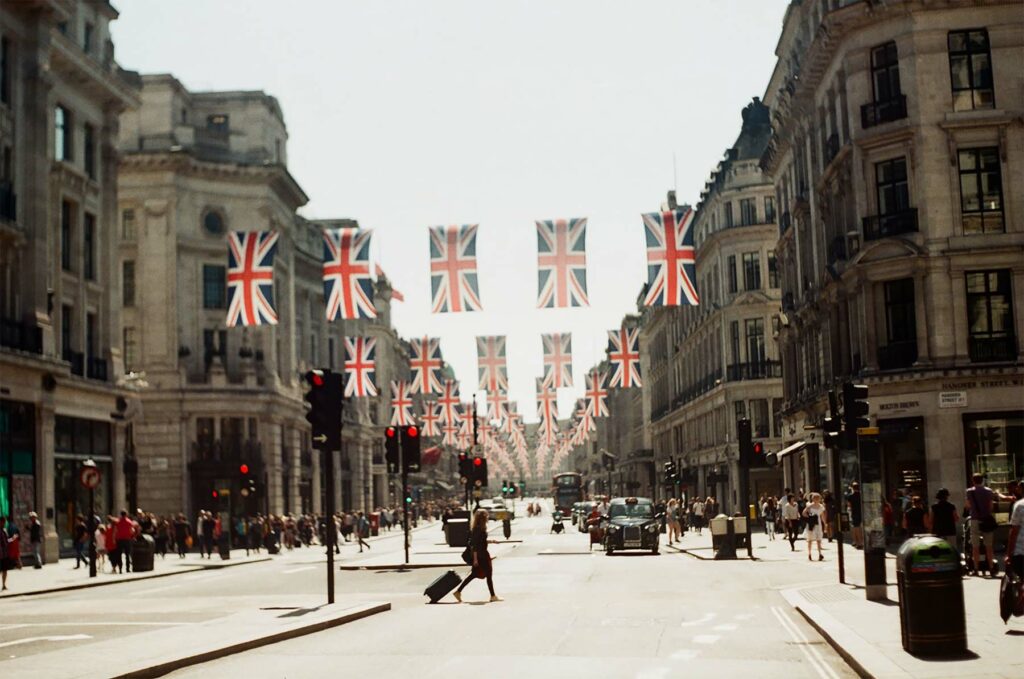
[753,442,763,455]
[306,370,324,387]
[407,425,418,438]
[386,427,396,438]
[473,457,483,467]
[239,463,250,475]
[211,490,218,498]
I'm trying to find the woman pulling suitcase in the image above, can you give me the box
[453,509,502,603]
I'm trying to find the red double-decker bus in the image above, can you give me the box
[552,472,583,514]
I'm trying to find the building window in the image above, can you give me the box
[768,252,779,289]
[880,278,917,369]
[966,270,1016,363]
[86,312,97,359]
[83,22,94,54]
[203,328,228,367]
[739,198,757,226]
[963,414,1023,498]
[202,209,225,236]
[745,318,765,365]
[1,36,10,106]
[55,105,72,161]
[751,399,769,438]
[730,321,740,364]
[742,252,761,291]
[202,264,226,309]
[122,260,135,306]
[121,208,135,241]
[764,196,775,223]
[723,202,734,228]
[123,327,137,373]
[872,41,901,104]
[948,30,994,111]
[83,123,96,179]
[772,398,784,438]
[727,255,737,294]
[734,401,746,433]
[60,200,73,271]
[83,213,95,280]
[206,114,229,133]
[875,157,909,215]
[61,304,73,356]
[958,147,1004,234]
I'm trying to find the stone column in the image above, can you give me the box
[913,269,931,365]
[349,445,363,512]
[861,279,879,371]
[36,403,59,563]
[112,422,127,514]
[288,427,301,515]
[265,421,283,515]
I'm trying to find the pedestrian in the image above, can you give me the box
[927,488,959,551]
[881,497,895,545]
[691,497,705,535]
[105,517,122,573]
[846,483,863,549]
[94,522,108,572]
[202,511,216,558]
[782,494,800,551]
[763,497,777,540]
[965,472,1005,577]
[114,510,138,572]
[355,512,371,552]
[803,492,826,561]
[73,514,89,569]
[453,509,501,603]
[666,499,681,545]
[5,516,22,572]
[822,491,836,542]
[173,514,190,558]
[28,511,43,568]
[1006,482,1023,580]
[1,516,15,590]
[902,496,927,536]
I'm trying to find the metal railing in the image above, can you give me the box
[86,356,108,381]
[862,208,918,241]
[63,349,84,376]
[969,335,1017,363]
[0,317,42,354]
[861,95,907,129]
[726,360,783,382]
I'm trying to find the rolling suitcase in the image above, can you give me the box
[424,569,462,603]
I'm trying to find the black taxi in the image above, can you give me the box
[604,497,660,555]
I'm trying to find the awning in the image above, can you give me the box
[434,480,454,491]
[776,441,807,461]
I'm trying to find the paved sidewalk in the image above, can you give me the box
[672,527,1024,678]
[0,550,272,598]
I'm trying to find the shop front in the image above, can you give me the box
[878,416,927,502]
[1,400,36,532]
[963,412,1022,498]
[53,415,113,556]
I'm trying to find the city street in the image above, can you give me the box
[2,503,856,678]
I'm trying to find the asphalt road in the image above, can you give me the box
[1,501,855,678]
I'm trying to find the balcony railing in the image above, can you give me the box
[861,95,907,129]
[63,349,84,376]
[862,208,918,241]
[969,335,1017,363]
[192,438,262,463]
[877,340,918,371]
[726,360,782,382]
[0,317,43,354]
[86,356,108,381]
[0,181,16,223]
[827,235,847,265]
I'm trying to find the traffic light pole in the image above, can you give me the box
[827,390,845,585]
[401,429,410,565]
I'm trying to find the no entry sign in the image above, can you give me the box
[79,465,101,490]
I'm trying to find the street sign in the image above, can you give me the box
[79,465,101,490]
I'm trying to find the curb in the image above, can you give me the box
[780,587,909,679]
[113,602,391,679]
[339,562,467,571]
[0,556,272,599]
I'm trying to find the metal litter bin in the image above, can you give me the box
[131,534,155,572]
[896,536,966,656]
[445,518,469,548]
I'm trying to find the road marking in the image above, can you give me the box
[282,566,316,574]
[691,634,720,645]
[771,606,840,679]
[0,634,92,649]
[0,621,193,629]
[712,623,737,632]
[669,649,701,660]
[679,612,716,627]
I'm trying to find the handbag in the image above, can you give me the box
[185,535,193,548]
[460,546,473,565]
[805,513,819,528]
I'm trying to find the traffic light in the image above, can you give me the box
[663,460,677,485]
[471,456,488,487]
[737,417,753,465]
[823,415,842,449]
[458,452,470,485]
[404,485,413,505]
[752,441,763,457]
[402,425,421,473]
[842,382,869,448]
[239,463,250,476]
[304,370,343,451]
[385,426,400,474]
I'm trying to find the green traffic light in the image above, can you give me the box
[405,496,412,504]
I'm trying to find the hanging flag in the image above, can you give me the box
[541,333,573,389]
[642,207,698,307]
[438,380,461,426]
[486,390,508,423]
[584,369,609,418]
[476,336,509,392]
[503,402,520,436]
[408,336,444,395]
[421,445,442,466]
[374,263,405,302]
[226,230,280,327]
[536,217,589,308]
[421,402,441,438]
[342,336,377,397]
[442,422,459,447]
[536,379,559,447]
[607,326,642,388]
[429,224,482,313]
[323,227,376,320]
[389,381,414,426]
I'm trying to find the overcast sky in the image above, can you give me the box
[111,0,788,422]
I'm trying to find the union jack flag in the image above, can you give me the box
[226,231,280,327]
[607,326,642,388]
[536,218,588,308]
[429,225,482,313]
[437,380,461,426]
[486,390,508,423]
[476,336,508,392]
[584,369,609,418]
[389,381,414,426]
[642,208,699,307]
[457,409,473,450]
[420,402,441,438]
[323,228,376,320]
[442,422,459,448]
[536,378,559,446]
[342,336,377,398]
[541,333,573,389]
[408,336,443,395]
[502,402,520,436]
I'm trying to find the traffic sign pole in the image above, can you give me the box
[79,459,99,578]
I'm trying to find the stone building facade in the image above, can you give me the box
[761,0,1024,507]
[644,100,785,512]
[116,75,411,520]
[0,0,138,559]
